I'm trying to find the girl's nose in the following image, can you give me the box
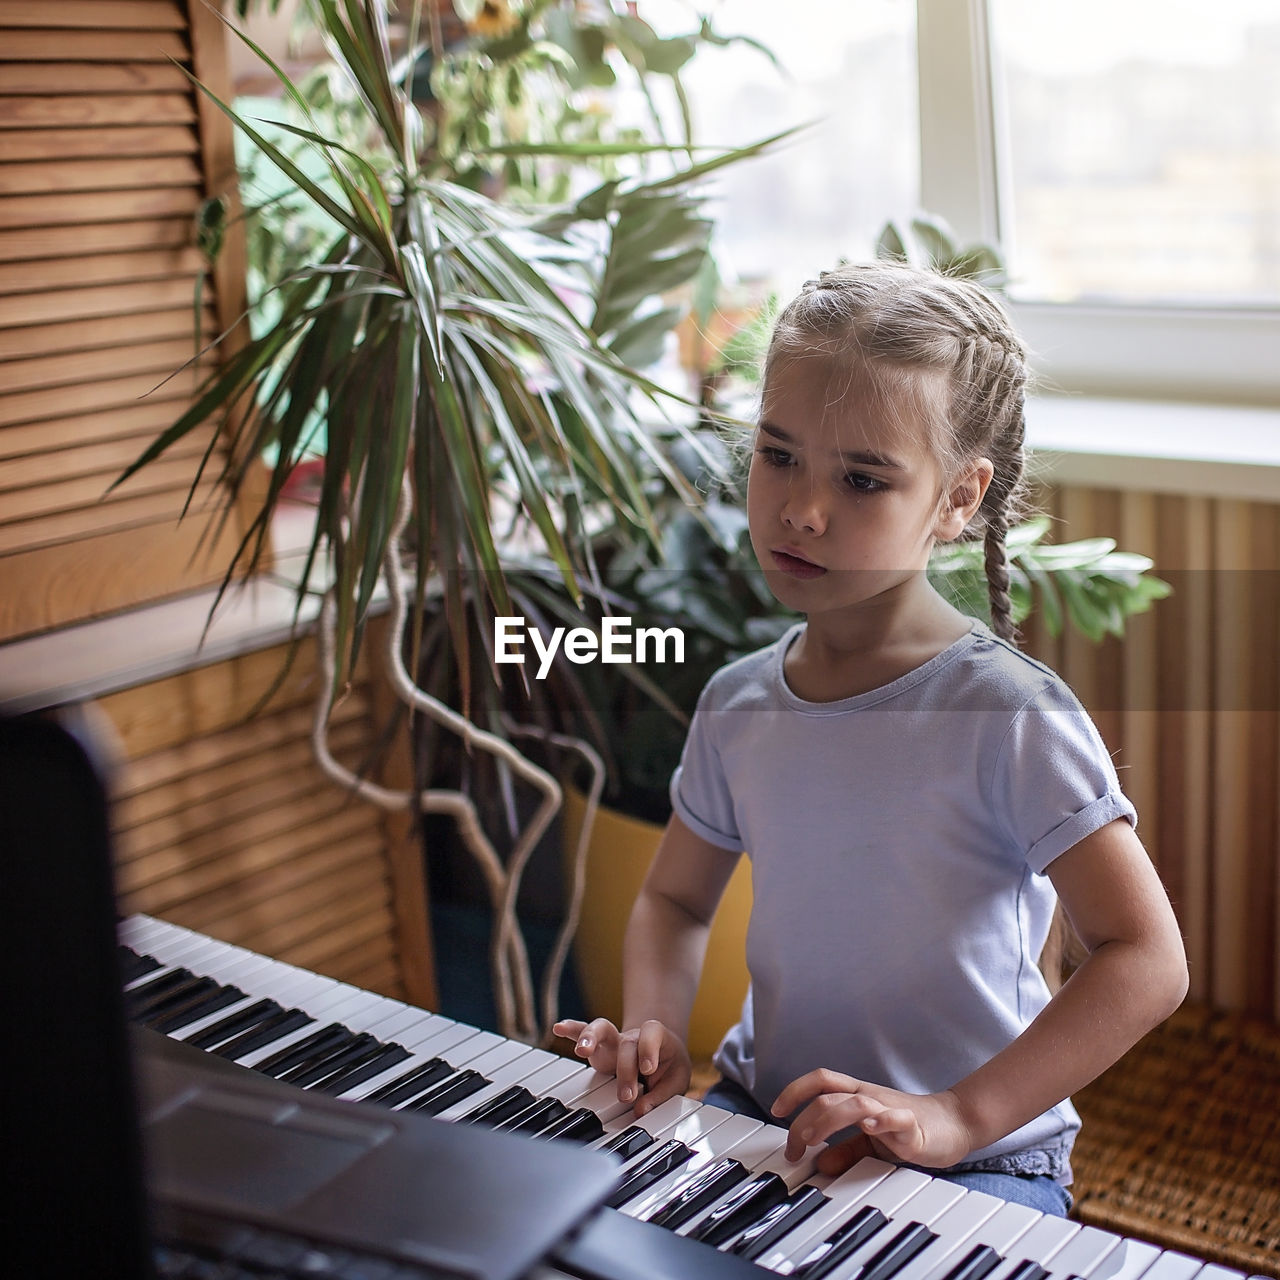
[782,487,826,535]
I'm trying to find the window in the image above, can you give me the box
[923,0,1280,401]
[649,0,1280,403]
[991,0,1280,308]
[636,1,919,298]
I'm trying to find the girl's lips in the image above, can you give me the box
[771,549,826,580]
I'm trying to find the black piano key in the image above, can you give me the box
[1003,1264,1050,1280]
[686,1170,789,1249]
[647,1157,750,1232]
[857,1221,937,1280]
[314,1043,412,1096]
[729,1183,829,1260]
[254,1023,353,1078]
[361,1057,456,1107]
[604,1139,696,1210]
[211,1008,312,1060]
[135,976,223,1024]
[790,1204,890,1280]
[457,1084,536,1127]
[598,1125,656,1161]
[124,968,198,1016]
[119,946,161,984]
[938,1243,1003,1280]
[498,1097,570,1135]
[403,1069,490,1115]
[186,998,284,1050]
[537,1107,606,1145]
[148,984,246,1034]
[278,1033,380,1088]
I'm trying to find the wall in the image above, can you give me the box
[1026,480,1279,1019]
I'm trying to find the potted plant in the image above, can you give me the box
[118,0,782,1045]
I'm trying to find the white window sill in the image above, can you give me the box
[1027,395,1280,503]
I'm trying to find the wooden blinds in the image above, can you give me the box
[0,0,254,642]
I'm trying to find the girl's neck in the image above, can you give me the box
[784,575,973,703]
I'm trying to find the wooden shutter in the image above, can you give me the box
[97,628,423,1001]
[0,0,257,642]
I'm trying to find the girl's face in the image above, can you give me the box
[747,354,980,620]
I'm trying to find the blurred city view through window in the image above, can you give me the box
[635,0,919,303]
[641,1,1279,312]
[991,0,1279,306]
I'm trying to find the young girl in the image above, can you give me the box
[554,262,1188,1216]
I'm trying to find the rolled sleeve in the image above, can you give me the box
[992,679,1138,874]
[1024,791,1136,875]
[668,683,742,852]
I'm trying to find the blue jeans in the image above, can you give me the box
[701,1077,1071,1219]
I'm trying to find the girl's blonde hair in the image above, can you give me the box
[764,261,1030,641]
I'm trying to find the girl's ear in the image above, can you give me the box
[935,458,994,542]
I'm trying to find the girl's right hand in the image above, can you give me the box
[552,1017,693,1115]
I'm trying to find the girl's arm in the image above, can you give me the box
[554,813,742,1113]
[774,817,1189,1172]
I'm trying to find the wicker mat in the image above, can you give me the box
[1070,1002,1280,1275]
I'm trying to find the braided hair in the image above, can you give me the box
[764,262,1030,642]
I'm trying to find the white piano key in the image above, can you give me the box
[1044,1224,1124,1278]
[760,1159,916,1272]
[917,1200,1043,1280]
[1133,1255,1218,1280]
[141,930,256,975]
[781,1174,968,1280]
[622,1113,764,1221]
[434,1046,593,1122]
[664,1117,811,1238]
[882,1188,1006,1280]
[983,1214,1083,1280]
[123,936,238,989]
[498,1054,585,1102]
[592,1094,703,1146]
[671,1126,791,1237]
[335,1048,457,1103]
[1074,1238,1162,1280]
[1188,1268,1249,1280]
[333,1021,488,1102]
[747,1134,830,1190]
[567,1076,652,1124]
[358,1002,454,1045]
[374,1037,546,1116]
[163,958,291,1040]
[231,988,384,1068]
[119,914,197,953]
[543,1065,612,1104]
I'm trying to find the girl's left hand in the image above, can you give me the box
[771,1069,974,1175]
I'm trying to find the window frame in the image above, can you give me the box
[916,0,1280,404]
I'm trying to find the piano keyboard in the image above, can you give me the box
[118,915,1264,1280]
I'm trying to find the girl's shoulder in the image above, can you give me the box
[951,622,1086,718]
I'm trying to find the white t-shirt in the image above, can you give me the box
[670,619,1136,1180]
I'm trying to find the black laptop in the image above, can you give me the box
[0,713,619,1280]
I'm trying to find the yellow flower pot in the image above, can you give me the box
[561,784,752,1062]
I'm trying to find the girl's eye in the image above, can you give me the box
[755,446,793,467]
[844,471,885,494]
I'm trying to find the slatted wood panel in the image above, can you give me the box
[0,0,254,642]
[1024,484,1280,1019]
[95,631,435,1004]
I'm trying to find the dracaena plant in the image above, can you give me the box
[117,0,781,1044]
